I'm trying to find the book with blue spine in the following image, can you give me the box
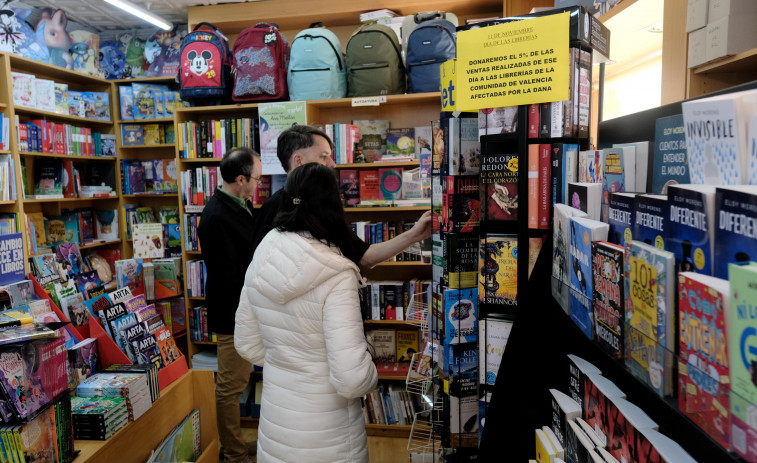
[651,114,689,194]
[568,216,608,338]
[624,240,675,397]
[607,192,637,247]
[633,194,668,250]
[666,184,716,276]
[713,186,757,280]
[552,204,588,314]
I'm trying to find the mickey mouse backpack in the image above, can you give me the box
[231,23,290,102]
[178,22,232,103]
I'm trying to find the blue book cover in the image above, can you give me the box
[633,194,668,250]
[569,217,609,338]
[442,287,478,345]
[118,86,134,120]
[601,147,634,221]
[442,343,478,397]
[651,114,689,194]
[608,193,636,247]
[714,186,757,279]
[666,185,716,276]
[110,313,137,354]
[0,234,25,286]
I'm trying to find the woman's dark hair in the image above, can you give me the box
[273,163,352,256]
[219,147,258,183]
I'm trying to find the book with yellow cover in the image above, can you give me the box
[395,330,418,363]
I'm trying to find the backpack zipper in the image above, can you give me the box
[293,34,344,71]
[349,63,389,72]
[291,68,330,72]
[407,58,447,69]
[414,24,455,45]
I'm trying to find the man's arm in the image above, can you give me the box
[358,210,432,271]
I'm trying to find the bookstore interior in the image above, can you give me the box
[1,0,757,462]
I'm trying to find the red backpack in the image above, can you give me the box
[231,23,290,102]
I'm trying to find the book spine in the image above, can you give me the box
[539,144,551,229]
[528,144,539,229]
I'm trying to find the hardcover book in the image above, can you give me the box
[480,151,518,222]
[633,194,668,250]
[121,124,143,146]
[118,86,134,120]
[478,234,517,307]
[677,272,730,449]
[624,240,675,397]
[592,241,625,360]
[568,217,609,338]
[666,184,716,276]
[132,83,156,120]
[34,78,56,113]
[54,83,69,115]
[11,72,35,108]
[713,186,757,279]
[0,347,50,420]
[728,262,757,462]
[651,114,689,194]
[34,158,63,196]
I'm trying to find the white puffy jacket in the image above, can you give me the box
[235,230,378,463]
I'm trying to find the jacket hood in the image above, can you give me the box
[247,230,361,305]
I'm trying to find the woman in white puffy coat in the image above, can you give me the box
[235,163,379,463]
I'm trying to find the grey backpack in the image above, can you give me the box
[346,24,405,97]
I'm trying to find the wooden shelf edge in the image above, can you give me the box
[365,424,412,438]
[19,152,117,161]
[114,76,179,84]
[23,196,118,203]
[179,157,223,163]
[119,144,175,149]
[691,47,757,74]
[14,105,112,125]
[118,118,174,124]
[7,53,112,85]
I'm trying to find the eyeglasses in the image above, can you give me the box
[241,174,262,183]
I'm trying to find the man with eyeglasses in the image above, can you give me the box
[198,147,261,463]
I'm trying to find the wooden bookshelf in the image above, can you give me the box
[75,370,218,463]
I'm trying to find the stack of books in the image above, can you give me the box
[76,372,152,422]
[71,396,129,440]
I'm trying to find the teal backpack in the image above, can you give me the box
[287,24,346,101]
[346,24,405,97]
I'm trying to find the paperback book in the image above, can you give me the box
[479,151,518,221]
[478,234,517,307]
[552,204,588,313]
[651,114,689,194]
[592,241,625,360]
[713,186,757,280]
[666,184,716,276]
[624,240,675,397]
[568,217,609,338]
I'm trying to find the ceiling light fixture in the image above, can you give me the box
[103,0,172,30]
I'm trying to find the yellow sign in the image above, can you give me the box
[440,59,457,112]
[456,13,570,111]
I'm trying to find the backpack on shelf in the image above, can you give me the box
[401,11,459,58]
[405,19,457,93]
[178,22,233,103]
[345,24,405,97]
[232,23,291,102]
[288,23,346,101]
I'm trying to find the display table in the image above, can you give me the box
[75,369,218,463]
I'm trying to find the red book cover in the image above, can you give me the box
[359,170,380,201]
[677,272,730,449]
[253,175,271,205]
[527,144,538,229]
[62,159,75,198]
[538,143,551,229]
[528,104,540,138]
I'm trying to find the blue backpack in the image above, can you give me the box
[287,25,346,101]
[406,19,456,93]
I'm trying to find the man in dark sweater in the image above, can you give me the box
[250,125,432,271]
[198,147,261,463]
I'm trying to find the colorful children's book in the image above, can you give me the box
[132,83,156,120]
[11,72,35,108]
[67,338,99,391]
[119,86,134,120]
[677,272,729,449]
[154,326,181,365]
[132,223,164,259]
[121,124,144,146]
[729,262,757,462]
[592,241,625,360]
[54,83,69,115]
[385,128,416,158]
[149,408,201,463]
[624,240,675,397]
[0,346,50,419]
[60,293,89,327]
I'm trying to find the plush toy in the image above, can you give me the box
[36,8,73,69]
[144,28,185,77]
[0,2,31,53]
[98,40,125,79]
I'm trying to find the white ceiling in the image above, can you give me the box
[602,0,664,69]
[14,0,262,32]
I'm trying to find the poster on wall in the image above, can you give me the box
[258,102,307,175]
